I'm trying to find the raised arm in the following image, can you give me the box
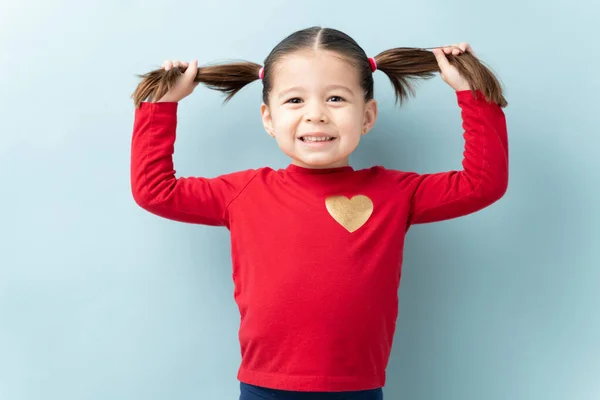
[130,101,258,227]
[405,89,508,224]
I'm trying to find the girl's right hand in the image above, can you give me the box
[156,59,200,103]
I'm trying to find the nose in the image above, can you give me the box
[304,102,328,123]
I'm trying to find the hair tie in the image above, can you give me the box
[368,57,377,73]
[259,67,265,80]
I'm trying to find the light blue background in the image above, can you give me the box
[1,1,598,399]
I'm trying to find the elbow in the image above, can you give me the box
[130,170,178,213]
[132,185,153,210]
[131,168,149,209]
[131,176,162,211]
[492,181,508,203]
[130,168,168,210]
[482,173,509,206]
[131,176,177,213]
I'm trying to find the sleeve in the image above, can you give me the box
[130,101,259,227]
[405,90,509,225]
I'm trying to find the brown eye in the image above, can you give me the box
[286,98,303,104]
[328,96,345,102]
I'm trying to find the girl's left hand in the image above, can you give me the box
[432,42,474,92]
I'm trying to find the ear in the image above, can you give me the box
[362,99,378,135]
[260,103,275,138]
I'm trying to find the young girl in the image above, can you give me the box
[130,27,508,400]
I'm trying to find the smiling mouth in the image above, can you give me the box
[299,137,336,142]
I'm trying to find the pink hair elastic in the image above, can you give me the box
[259,67,265,80]
[368,57,377,73]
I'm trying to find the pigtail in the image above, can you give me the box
[131,61,263,108]
[374,48,507,108]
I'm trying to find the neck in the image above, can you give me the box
[291,157,350,169]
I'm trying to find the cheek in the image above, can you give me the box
[272,111,301,135]
[336,109,364,134]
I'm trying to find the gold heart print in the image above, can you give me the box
[325,195,373,233]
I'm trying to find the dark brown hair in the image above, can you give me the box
[131,26,507,108]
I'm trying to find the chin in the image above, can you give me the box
[295,155,348,169]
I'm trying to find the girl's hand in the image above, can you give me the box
[432,43,474,92]
[156,59,200,103]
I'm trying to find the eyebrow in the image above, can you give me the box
[278,85,355,100]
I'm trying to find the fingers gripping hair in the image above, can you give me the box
[130,47,506,109]
[374,47,507,107]
[131,61,262,108]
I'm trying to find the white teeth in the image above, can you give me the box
[302,137,333,142]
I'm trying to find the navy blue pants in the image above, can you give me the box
[239,382,383,400]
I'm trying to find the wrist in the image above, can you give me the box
[156,94,180,103]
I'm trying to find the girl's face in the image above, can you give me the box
[261,50,378,169]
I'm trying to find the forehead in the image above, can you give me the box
[270,50,362,91]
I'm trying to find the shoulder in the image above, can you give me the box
[217,166,283,189]
[354,165,424,191]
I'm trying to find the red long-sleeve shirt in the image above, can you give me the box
[130,90,508,392]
